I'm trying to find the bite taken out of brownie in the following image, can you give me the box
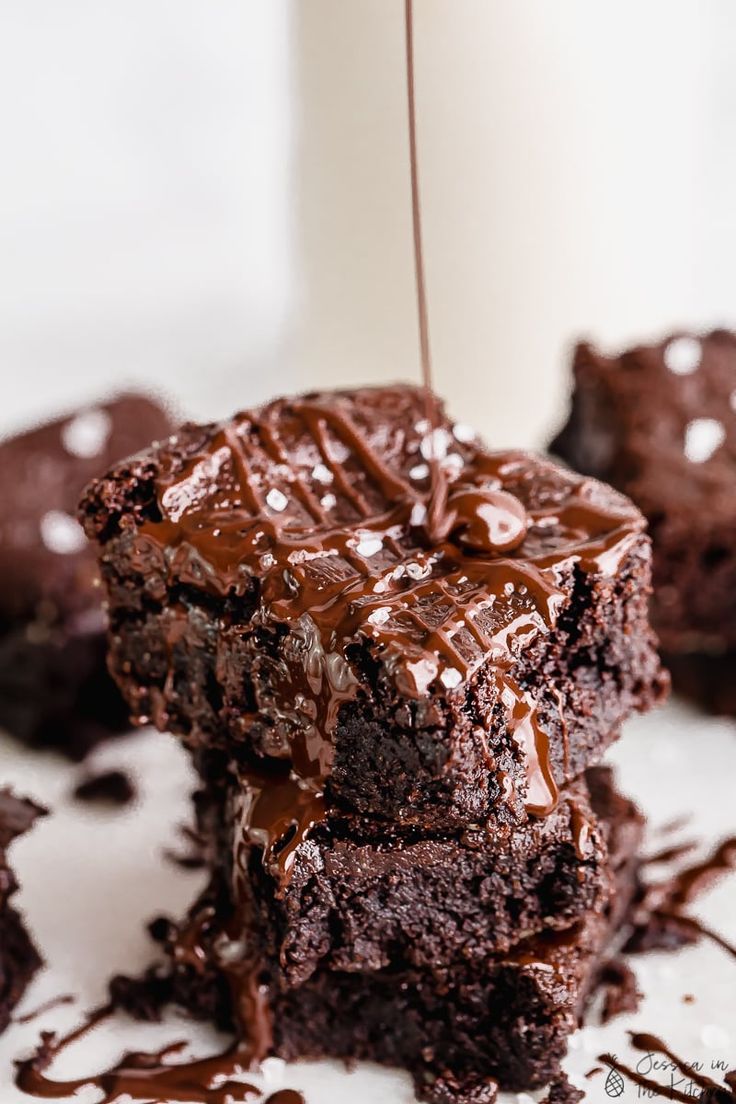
[0,395,172,758]
[0,790,46,1033]
[80,384,666,830]
[551,330,736,708]
[124,766,643,1100]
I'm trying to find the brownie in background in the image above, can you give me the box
[552,330,736,713]
[0,395,171,757]
[0,790,46,1032]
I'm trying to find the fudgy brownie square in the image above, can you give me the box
[0,395,171,757]
[81,385,665,828]
[552,330,736,706]
[0,790,46,1033]
[129,768,642,1100]
[219,769,614,985]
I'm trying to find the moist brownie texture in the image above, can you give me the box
[0,790,46,1032]
[0,394,172,757]
[124,767,642,1099]
[81,384,665,828]
[552,330,736,707]
[217,770,612,985]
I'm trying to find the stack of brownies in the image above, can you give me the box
[81,385,666,1101]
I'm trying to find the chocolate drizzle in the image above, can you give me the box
[135,401,642,867]
[14,1001,279,1103]
[625,835,736,960]
[600,1031,736,1103]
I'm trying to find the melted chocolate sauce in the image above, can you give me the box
[600,1031,736,1102]
[628,835,736,961]
[14,1004,267,1103]
[14,994,74,1025]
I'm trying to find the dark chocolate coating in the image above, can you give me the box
[0,394,171,757]
[80,384,665,829]
[0,790,46,1033]
[552,331,736,707]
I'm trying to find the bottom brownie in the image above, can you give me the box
[0,790,46,1032]
[125,767,642,1100]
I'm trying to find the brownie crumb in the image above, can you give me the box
[599,957,641,1023]
[586,1066,603,1079]
[540,1074,585,1104]
[422,1073,498,1104]
[683,993,696,1004]
[72,770,136,807]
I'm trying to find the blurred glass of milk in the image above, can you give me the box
[292,1,735,448]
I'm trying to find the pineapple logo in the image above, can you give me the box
[604,1058,626,1098]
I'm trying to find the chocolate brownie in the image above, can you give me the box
[222,770,613,985]
[552,330,736,706]
[0,395,171,757]
[80,384,665,828]
[129,767,642,1099]
[0,790,46,1032]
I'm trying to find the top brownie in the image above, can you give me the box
[552,330,736,654]
[81,385,665,829]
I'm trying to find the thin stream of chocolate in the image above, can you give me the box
[404,0,448,540]
[14,994,74,1026]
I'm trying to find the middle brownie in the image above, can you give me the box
[192,766,613,986]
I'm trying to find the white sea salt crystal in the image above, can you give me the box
[664,335,701,375]
[61,408,112,457]
[440,667,462,689]
[420,427,451,461]
[452,422,475,443]
[312,463,333,484]
[40,510,87,554]
[410,463,430,480]
[320,493,337,510]
[410,503,427,527]
[684,417,725,463]
[266,488,288,512]
[367,606,391,626]
[356,536,383,557]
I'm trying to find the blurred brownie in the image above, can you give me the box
[0,790,46,1032]
[0,395,171,757]
[80,384,665,828]
[132,767,643,1099]
[552,330,736,707]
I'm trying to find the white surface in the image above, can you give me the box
[0,699,735,1102]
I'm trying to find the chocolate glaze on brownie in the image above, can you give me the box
[81,385,665,834]
[552,330,736,705]
[0,394,172,757]
[0,789,46,1033]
